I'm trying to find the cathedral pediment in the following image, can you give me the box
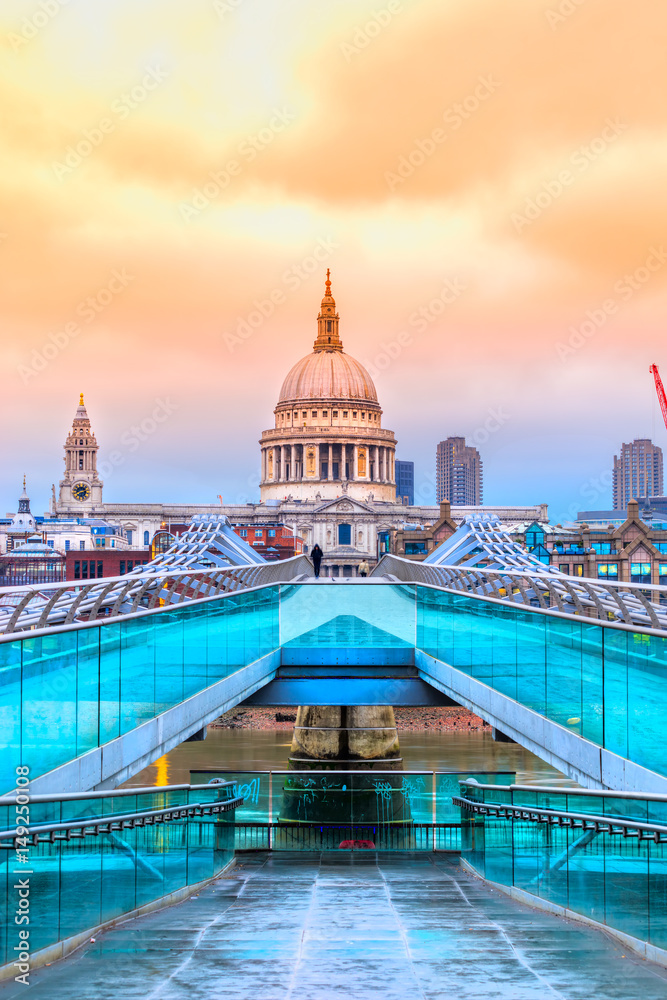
[313,497,375,515]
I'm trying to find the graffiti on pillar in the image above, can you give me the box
[358,448,367,476]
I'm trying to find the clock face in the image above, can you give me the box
[72,482,91,502]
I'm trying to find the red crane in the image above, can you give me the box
[650,364,667,432]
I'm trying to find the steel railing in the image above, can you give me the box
[374,553,667,632]
[455,794,667,843]
[0,556,312,636]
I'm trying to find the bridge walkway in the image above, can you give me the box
[2,853,666,1000]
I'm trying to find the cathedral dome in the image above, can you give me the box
[277,270,377,406]
[278,350,377,405]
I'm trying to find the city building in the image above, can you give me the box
[55,393,104,515]
[232,524,304,560]
[397,499,667,585]
[259,271,397,503]
[395,461,414,505]
[613,438,663,510]
[436,437,483,505]
[5,477,36,550]
[0,535,65,586]
[65,550,151,581]
[31,275,545,576]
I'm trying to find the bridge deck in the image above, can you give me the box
[3,853,666,999]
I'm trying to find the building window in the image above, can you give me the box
[240,529,247,537]
[343,411,348,418]
[405,542,427,555]
[338,523,351,545]
[597,563,619,578]
[312,410,317,418]
[65,540,70,551]
[322,410,328,417]
[127,560,134,572]
[82,561,88,579]
[631,562,651,584]
[97,561,103,578]
[143,530,149,545]
[327,320,332,332]
[120,561,126,575]
[659,564,667,576]
[268,529,276,537]
[302,411,307,418]
[74,560,81,580]
[352,411,357,418]
[126,530,133,545]
[79,540,85,550]
[333,411,338,417]
[558,563,569,574]
[592,542,614,555]
[573,565,583,577]
[361,412,365,419]
[256,529,263,537]
[47,539,54,548]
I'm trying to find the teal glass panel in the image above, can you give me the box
[99,622,121,745]
[514,612,546,716]
[626,632,667,777]
[119,617,156,734]
[0,640,21,793]
[76,628,100,757]
[21,632,78,776]
[648,841,667,950]
[279,583,416,649]
[154,611,185,712]
[180,603,209,701]
[603,629,628,760]
[545,617,584,733]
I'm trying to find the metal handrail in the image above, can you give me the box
[0,781,236,807]
[454,795,667,842]
[375,553,667,632]
[0,555,312,636]
[0,795,244,849]
[459,780,667,802]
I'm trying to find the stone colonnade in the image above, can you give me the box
[261,441,395,484]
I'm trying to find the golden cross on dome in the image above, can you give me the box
[79,392,84,406]
[325,269,331,295]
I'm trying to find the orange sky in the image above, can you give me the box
[2,0,667,518]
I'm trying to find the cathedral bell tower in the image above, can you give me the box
[313,269,343,352]
[56,394,103,514]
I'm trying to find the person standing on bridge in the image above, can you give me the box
[311,543,323,579]
[358,559,370,578]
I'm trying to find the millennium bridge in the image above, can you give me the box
[1,514,666,996]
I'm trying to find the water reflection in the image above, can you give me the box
[124,727,576,788]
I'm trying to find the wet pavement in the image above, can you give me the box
[3,852,667,999]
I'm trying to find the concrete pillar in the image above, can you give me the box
[328,443,333,480]
[290,444,296,481]
[341,443,347,480]
[353,445,358,480]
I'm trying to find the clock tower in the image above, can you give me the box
[56,394,103,514]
